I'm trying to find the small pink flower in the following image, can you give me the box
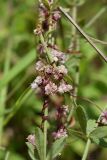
[34,76,43,85]
[31,82,38,90]
[51,49,67,63]
[56,105,69,118]
[45,82,57,95]
[53,65,67,80]
[62,105,69,115]
[99,110,107,125]
[26,134,35,146]
[34,28,43,35]
[37,43,45,54]
[57,65,68,75]
[52,11,61,21]
[45,65,53,74]
[58,81,72,93]
[35,61,45,71]
[31,76,43,90]
[52,128,67,139]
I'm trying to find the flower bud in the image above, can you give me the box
[52,11,61,21]
[98,110,107,125]
[26,134,35,146]
[45,82,57,95]
[52,128,67,139]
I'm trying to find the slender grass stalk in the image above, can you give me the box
[59,7,107,63]
[0,49,36,90]
[82,139,91,160]
[84,7,107,29]
[0,39,12,145]
[5,151,10,160]
[4,88,32,126]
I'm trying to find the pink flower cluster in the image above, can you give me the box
[52,128,68,139]
[31,60,72,97]
[28,1,73,141]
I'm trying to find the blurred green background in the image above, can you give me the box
[0,0,107,159]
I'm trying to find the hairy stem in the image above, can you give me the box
[82,139,91,160]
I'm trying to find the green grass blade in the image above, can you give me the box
[4,88,33,126]
[0,49,36,90]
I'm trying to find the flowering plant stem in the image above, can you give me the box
[39,34,51,63]
[82,138,91,160]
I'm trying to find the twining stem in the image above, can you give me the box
[82,138,91,160]
[44,107,48,160]
[59,7,107,63]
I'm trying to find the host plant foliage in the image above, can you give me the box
[26,1,107,160]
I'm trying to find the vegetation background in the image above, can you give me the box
[0,0,107,159]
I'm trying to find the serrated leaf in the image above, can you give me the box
[76,105,88,134]
[90,137,107,148]
[90,126,107,147]
[86,119,97,135]
[90,126,107,139]
[47,137,66,160]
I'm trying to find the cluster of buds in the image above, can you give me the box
[52,127,68,139]
[98,110,107,125]
[31,61,72,95]
[27,0,73,142]
[34,0,61,36]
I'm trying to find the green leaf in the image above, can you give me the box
[68,129,84,140]
[76,105,88,134]
[0,49,36,90]
[26,142,38,160]
[90,126,107,147]
[4,88,32,126]
[90,126,107,139]
[90,137,107,148]
[86,119,97,135]
[35,127,44,160]
[47,137,66,160]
